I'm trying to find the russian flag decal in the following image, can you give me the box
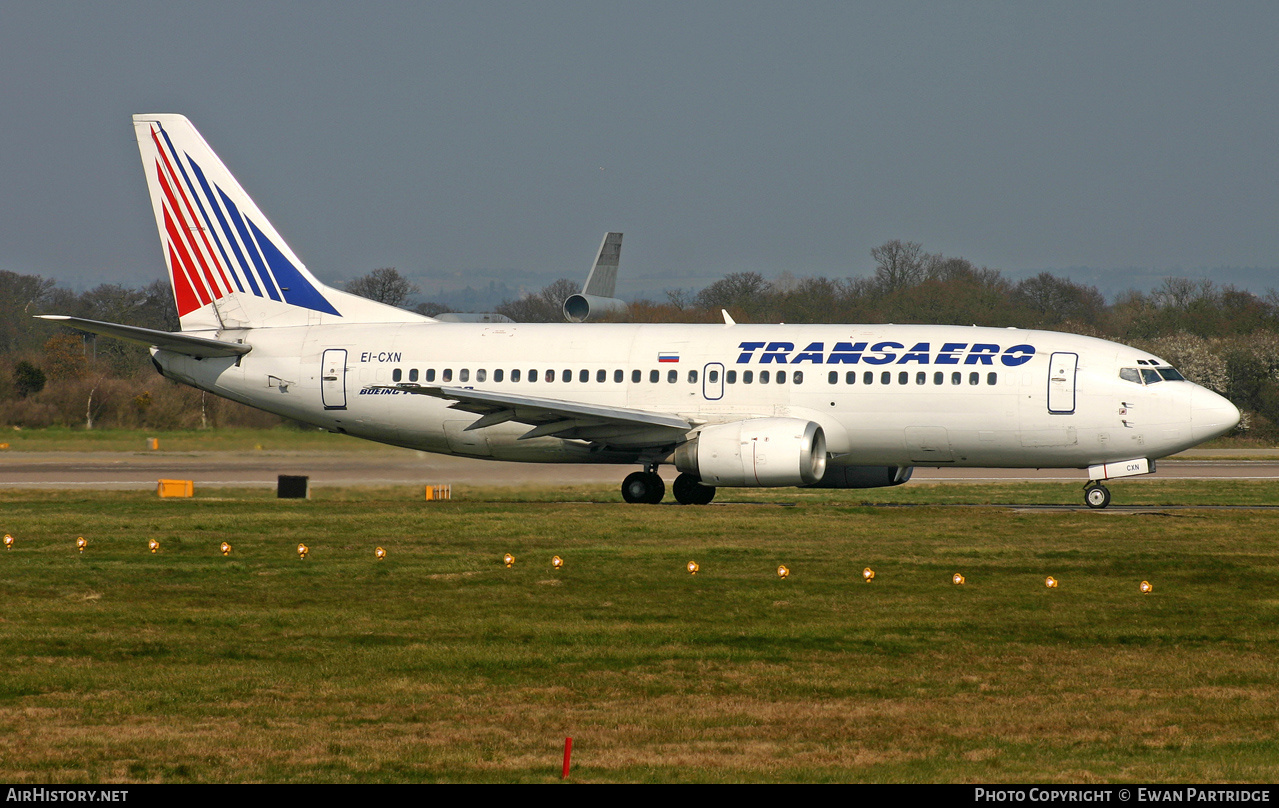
[658,352,680,363]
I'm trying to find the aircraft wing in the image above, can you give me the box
[382,384,695,447]
[36,315,251,359]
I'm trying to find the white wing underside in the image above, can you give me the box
[381,385,694,448]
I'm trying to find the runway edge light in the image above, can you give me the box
[862,567,875,582]
[952,573,965,585]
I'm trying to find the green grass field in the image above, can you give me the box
[1,482,1278,783]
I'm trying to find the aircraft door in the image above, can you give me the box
[321,348,348,410]
[702,362,724,400]
[1047,352,1078,414]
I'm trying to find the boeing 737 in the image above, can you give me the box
[39,114,1241,508]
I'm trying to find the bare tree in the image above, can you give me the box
[346,267,419,308]
[870,239,926,293]
[496,278,580,322]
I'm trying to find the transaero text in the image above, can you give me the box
[735,341,1036,366]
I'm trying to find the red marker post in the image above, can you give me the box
[562,737,573,779]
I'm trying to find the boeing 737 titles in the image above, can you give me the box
[39,115,1242,508]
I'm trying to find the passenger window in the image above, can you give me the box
[865,371,874,385]
[708,370,719,383]
[898,371,908,385]
[529,369,538,383]
[744,370,754,384]
[881,371,890,384]
[392,368,402,382]
[459,369,469,382]
[511,369,521,382]
[667,369,677,383]
[632,369,641,383]
[547,370,556,383]
[477,369,487,382]
[426,368,436,383]
[934,372,943,385]
[828,371,838,384]
[987,372,997,385]
[777,371,787,384]
[760,370,770,384]
[563,369,572,383]
[915,372,925,385]
[951,372,961,385]
[409,368,419,382]
[596,369,606,383]
[493,369,503,382]
[846,371,857,384]
[650,370,659,383]
[688,370,698,383]
[614,369,623,383]
[969,372,979,385]
[442,369,453,383]
[727,370,737,384]
[793,371,803,385]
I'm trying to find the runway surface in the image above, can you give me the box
[2,449,1277,489]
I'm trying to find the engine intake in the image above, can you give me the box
[674,418,827,487]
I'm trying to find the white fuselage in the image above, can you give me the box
[153,321,1239,475]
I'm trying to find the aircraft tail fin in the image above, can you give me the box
[132,114,431,331]
[582,232,622,298]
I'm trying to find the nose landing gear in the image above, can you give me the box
[1084,482,1111,509]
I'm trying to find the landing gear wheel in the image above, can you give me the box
[1084,483,1111,510]
[673,473,716,505]
[621,471,665,504]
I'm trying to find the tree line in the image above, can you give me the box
[5,240,1279,437]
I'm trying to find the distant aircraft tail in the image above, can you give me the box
[132,114,430,331]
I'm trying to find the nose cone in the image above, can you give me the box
[1190,386,1241,444]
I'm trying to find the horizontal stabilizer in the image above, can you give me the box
[36,315,251,359]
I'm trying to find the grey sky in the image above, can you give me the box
[2,2,1277,301]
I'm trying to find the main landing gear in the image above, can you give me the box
[1084,481,1111,509]
[620,468,716,505]
[621,469,664,504]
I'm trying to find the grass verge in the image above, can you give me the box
[0,483,1277,782]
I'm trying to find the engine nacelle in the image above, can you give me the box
[805,465,914,489]
[563,293,627,322]
[674,418,827,487]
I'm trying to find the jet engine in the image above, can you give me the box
[562,293,628,323]
[674,418,827,487]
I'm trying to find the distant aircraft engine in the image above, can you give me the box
[563,293,627,322]
[674,418,827,487]
[806,465,914,489]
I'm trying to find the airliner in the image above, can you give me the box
[39,114,1241,508]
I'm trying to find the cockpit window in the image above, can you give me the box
[1121,366,1187,385]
